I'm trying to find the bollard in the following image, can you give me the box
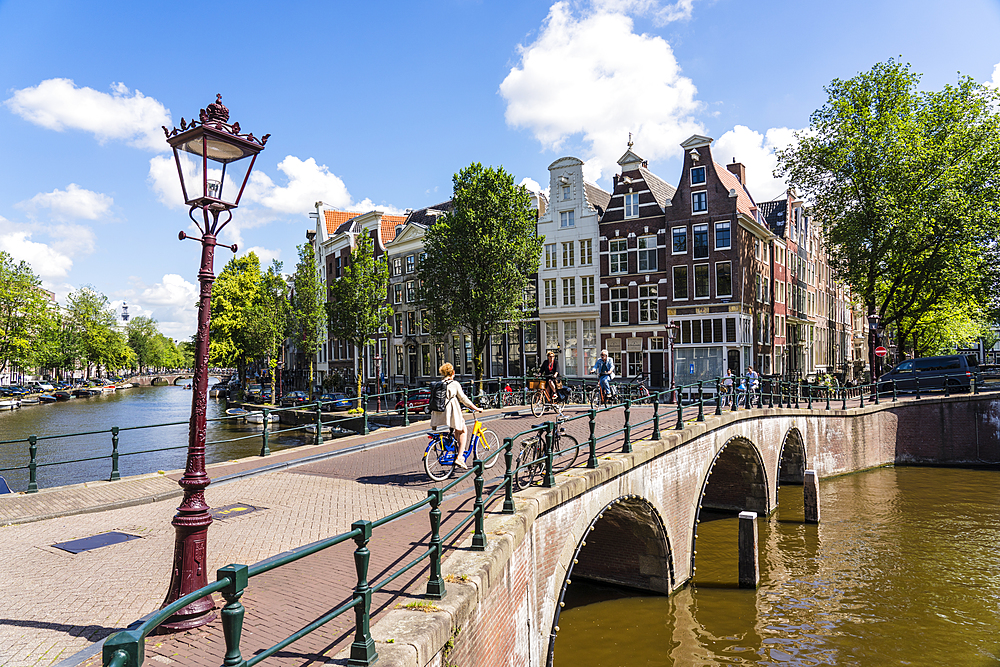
[768,382,774,409]
[27,435,38,493]
[842,386,847,410]
[110,427,121,481]
[874,381,880,404]
[426,489,446,598]
[362,397,368,436]
[807,387,813,409]
[697,382,705,422]
[653,392,662,440]
[945,378,950,397]
[915,375,921,400]
[260,409,270,456]
[502,437,516,514]
[803,470,820,524]
[859,386,865,408]
[403,388,410,427]
[893,381,897,402]
[471,459,487,551]
[974,372,981,395]
[715,379,723,415]
[825,389,830,411]
[218,564,249,667]
[676,393,684,429]
[588,407,599,468]
[315,403,324,443]
[349,520,378,666]
[795,383,800,408]
[623,399,632,453]
[543,422,556,487]
[738,511,759,589]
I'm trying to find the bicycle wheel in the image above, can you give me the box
[555,432,580,471]
[636,385,650,405]
[589,387,602,409]
[480,429,502,470]
[514,439,542,490]
[423,438,455,482]
[530,390,545,417]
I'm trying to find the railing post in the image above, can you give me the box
[697,382,705,422]
[794,382,800,408]
[472,459,487,551]
[807,386,813,409]
[110,427,121,481]
[543,422,557,487]
[349,520,378,666]
[892,381,897,402]
[974,371,981,395]
[426,489,446,599]
[403,387,409,427]
[588,407,599,467]
[102,630,143,667]
[915,375,921,400]
[27,435,38,493]
[676,391,683,429]
[944,377,950,397]
[622,399,632,453]
[522,376,529,406]
[732,382,739,412]
[825,388,830,410]
[652,393,661,440]
[767,380,774,409]
[503,438,515,514]
[260,408,270,456]
[715,379,723,415]
[315,402,324,443]
[842,386,847,410]
[218,563,249,667]
[361,396,368,436]
[859,386,865,408]
[874,380,880,404]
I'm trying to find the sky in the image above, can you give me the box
[2,0,999,341]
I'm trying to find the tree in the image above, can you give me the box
[126,316,159,372]
[776,59,1000,373]
[65,286,130,377]
[326,233,392,398]
[290,242,325,397]
[0,252,52,379]
[417,162,543,392]
[261,260,290,400]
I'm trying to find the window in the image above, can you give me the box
[560,210,575,228]
[562,185,571,201]
[694,264,710,298]
[726,317,737,342]
[405,255,415,273]
[690,166,706,185]
[562,241,575,267]
[545,321,559,353]
[545,243,557,269]
[524,282,538,311]
[544,279,557,307]
[407,311,416,335]
[564,320,578,375]
[335,257,342,277]
[394,313,403,336]
[716,262,733,297]
[672,227,687,254]
[624,192,639,218]
[393,284,403,304]
[638,236,657,271]
[693,224,709,259]
[563,278,576,306]
[391,257,402,276]
[581,276,595,305]
[395,346,404,375]
[610,239,628,274]
[422,344,432,377]
[405,281,415,303]
[610,287,629,324]
[580,239,593,265]
[582,320,597,374]
[639,285,657,323]
[715,221,731,250]
[692,191,707,213]
[673,265,688,300]
[420,310,430,334]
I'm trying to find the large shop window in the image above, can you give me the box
[564,320,578,376]
[674,347,724,384]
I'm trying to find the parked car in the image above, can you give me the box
[319,392,352,412]
[395,389,432,414]
[879,354,979,392]
[26,381,55,392]
[280,391,310,407]
[246,384,262,401]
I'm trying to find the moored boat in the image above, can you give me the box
[38,394,57,403]
[20,396,41,405]
[53,391,72,400]
[0,399,20,410]
[245,411,279,424]
[225,407,249,422]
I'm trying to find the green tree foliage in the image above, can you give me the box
[776,59,1000,349]
[126,316,159,372]
[65,286,132,377]
[417,163,543,389]
[326,233,392,396]
[0,251,53,378]
[290,242,325,396]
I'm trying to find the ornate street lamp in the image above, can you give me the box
[665,322,680,404]
[867,312,881,382]
[159,95,268,630]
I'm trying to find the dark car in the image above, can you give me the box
[395,389,432,414]
[879,354,978,392]
[280,391,310,407]
[319,392,352,412]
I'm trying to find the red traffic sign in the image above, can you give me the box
[874,346,888,358]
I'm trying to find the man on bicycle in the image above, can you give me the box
[593,349,616,401]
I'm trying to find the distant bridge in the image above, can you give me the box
[129,369,234,386]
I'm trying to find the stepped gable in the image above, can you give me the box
[713,162,757,219]
[584,181,611,214]
[324,210,362,235]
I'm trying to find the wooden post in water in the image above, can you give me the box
[738,511,759,589]
[804,470,820,523]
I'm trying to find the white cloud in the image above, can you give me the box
[15,184,113,221]
[240,246,282,266]
[0,229,73,278]
[500,1,705,181]
[246,155,353,214]
[591,0,696,24]
[5,79,171,151]
[519,177,543,193]
[990,62,1000,89]
[713,125,800,202]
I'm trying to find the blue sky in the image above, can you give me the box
[2,0,999,340]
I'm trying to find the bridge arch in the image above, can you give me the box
[777,427,807,486]
[548,494,674,665]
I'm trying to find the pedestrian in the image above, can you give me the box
[429,362,483,469]
[722,368,734,406]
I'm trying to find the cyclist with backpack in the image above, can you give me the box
[429,362,483,469]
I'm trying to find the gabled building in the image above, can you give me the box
[537,157,610,379]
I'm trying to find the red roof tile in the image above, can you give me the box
[323,210,362,235]
[379,215,408,246]
[713,163,757,219]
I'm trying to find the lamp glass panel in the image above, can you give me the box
[174,146,254,207]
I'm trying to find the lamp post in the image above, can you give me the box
[867,312,880,383]
[374,352,382,412]
[159,95,268,630]
[665,322,680,404]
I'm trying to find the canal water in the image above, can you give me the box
[556,467,1000,666]
[0,384,316,492]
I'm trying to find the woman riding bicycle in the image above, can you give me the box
[540,351,560,402]
[429,362,483,469]
[592,349,616,400]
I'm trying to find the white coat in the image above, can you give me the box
[429,378,477,432]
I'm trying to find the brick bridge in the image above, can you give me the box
[366,392,1000,666]
[129,369,233,386]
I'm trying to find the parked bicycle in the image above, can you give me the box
[514,417,580,490]
[423,419,501,481]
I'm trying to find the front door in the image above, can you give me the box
[649,352,664,388]
[728,349,741,375]
[408,347,418,382]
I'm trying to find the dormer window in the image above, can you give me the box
[560,210,575,228]
[562,185,571,201]
[690,166,706,185]
[624,192,639,218]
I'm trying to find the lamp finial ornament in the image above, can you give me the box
[206,94,229,123]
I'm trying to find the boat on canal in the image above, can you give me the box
[225,407,249,422]
[38,394,57,403]
[53,390,73,400]
[245,411,279,424]
[0,399,20,410]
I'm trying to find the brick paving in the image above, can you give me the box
[0,389,964,667]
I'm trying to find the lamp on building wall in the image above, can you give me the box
[160,95,268,630]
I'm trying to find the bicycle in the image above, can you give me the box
[514,417,580,490]
[529,377,565,417]
[622,373,651,403]
[423,419,501,481]
[589,380,619,409]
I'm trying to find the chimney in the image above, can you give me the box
[727,160,745,185]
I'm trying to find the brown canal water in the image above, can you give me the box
[555,467,1000,666]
